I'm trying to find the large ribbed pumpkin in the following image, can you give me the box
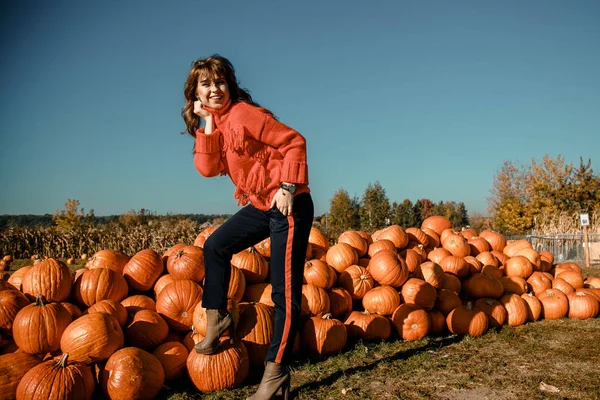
[368,239,397,258]
[13,295,72,355]
[166,245,205,283]
[231,247,269,284]
[421,216,452,236]
[446,302,489,337]
[503,239,532,257]
[86,250,130,274]
[101,347,165,400]
[362,285,400,316]
[244,283,274,307]
[367,251,408,287]
[504,256,533,279]
[462,274,503,299]
[441,233,470,258]
[344,310,391,341]
[301,284,330,317]
[301,313,347,355]
[73,267,129,308]
[414,261,446,289]
[438,255,470,278]
[16,353,95,400]
[473,298,507,328]
[0,352,42,400]
[309,226,330,252]
[391,303,430,341]
[21,258,72,302]
[60,312,124,363]
[156,280,203,332]
[186,339,249,392]
[235,302,274,368]
[122,249,164,292]
[0,289,30,338]
[7,267,31,291]
[521,292,542,321]
[435,289,463,316]
[228,265,246,303]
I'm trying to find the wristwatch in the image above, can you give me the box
[280,182,296,194]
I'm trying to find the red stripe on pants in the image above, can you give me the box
[275,215,295,363]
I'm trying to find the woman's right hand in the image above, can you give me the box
[194,100,213,119]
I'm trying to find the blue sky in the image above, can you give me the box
[1,0,599,218]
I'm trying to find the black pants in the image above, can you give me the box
[202,192,314,364]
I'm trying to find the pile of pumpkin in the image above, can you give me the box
[1,215,599,399]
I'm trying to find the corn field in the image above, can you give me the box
[531,210,599,235]
[0,218,205,259]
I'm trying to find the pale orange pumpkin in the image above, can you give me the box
[376,225,409,249]
[435,289,463,316]
[427,247,452,264]
[479,230,506,252]
[555,270,584,289]
[503,239,532,257]
[499,276,528,295]
[441,233,470,258]
[326,243,358,274]
[474,298,507,328]
[308,226,330,252]
[414,261,446,289]
[438,255,470,278]
[368,239,397,258]
[405,227,429,247]
[467,237,491,255]
[526,272,553,296]
[521,292,542,321]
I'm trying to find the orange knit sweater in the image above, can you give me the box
[194,100,310,211]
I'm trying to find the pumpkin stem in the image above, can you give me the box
[56,353,69,368]
[322,313,332,319]
[35,294,48,306]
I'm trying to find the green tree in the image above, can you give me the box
[359,181,390,231]
[328,188,360,238]
[392,199,418,228]
[565,157,600,214]
[412,200,424,228]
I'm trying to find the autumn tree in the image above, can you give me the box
[359,181,390,231]
[53,199,84,233]
[328,188,360,238]
[565,157,600,214]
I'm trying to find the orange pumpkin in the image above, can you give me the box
[0,352,42,399]
[152,341,188,381]
[537,289,569,320]
[0,289,30,338]
[367,251,408,287]
[155,280,203,332]
[338,231,368,257]
[338,265,374,300]
[446,302,488,337]
[122,249,164,292]
[21,258,73,302]
[231,247,269,284]
[187,339,249,391]
[421,216,452,236]
[235,302,274,368]
[301,284,331,317]
[473,298,507,328]
[362,285,400,316]
[60,312,124,363]
[301,314,347,356]
[166,245,205,283]
[567,291,599,320]
[73,267,129,308]
[304,259,334,289]
[499,294,529,326]
[344,311,391,342]
[326,243,358,274]
[85,249,130,274]
[327,287,353,319]
[244,283,275,307]
[124,310,169,349]
[521,292,542,322]
[401,278,437,310]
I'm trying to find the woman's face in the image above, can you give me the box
[196,74,230,109]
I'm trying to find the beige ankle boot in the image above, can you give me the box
[194,309,233,355]
[247,361,291,400]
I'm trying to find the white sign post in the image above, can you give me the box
[580,213,590,268]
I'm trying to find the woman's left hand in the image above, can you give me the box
[271,188,294,216]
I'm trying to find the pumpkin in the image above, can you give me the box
[475,251,499,268]
[401,278,437,310]
[16,353,95,400]
[514,248,542,271]
[441,273,461,294]
[401,248,422,273]
[367,251,408,287]
[152,342,189,381]
[155,280,203,332]
[376,225,409,249]
[337,265,374,300]
[0,289,30,338]
[166,245,205,283]
[21,258,73,302]
[435,289,463,316]
[480,264,502,279]
[362,285,400,316]
[13,295,71,355]
[244,283,275,307]
[162,244,187,267]
[304,259,334,289]
[231,247,269,284]
[73,267,129,308]
[301,313,347,356]
[192,300,238,337]
[504,256,533,279]
[479,230,506,251]
[0,352,42,400]
[391,303,430,341]
[462,274,504,299]
[428,310,446,335]
[254,237,271,259]
[187,338,249,392]
[87,299,128,327]
[497,294,527,326]
[368,239,397,258]
[338,231,368,257]
[228,265,247,303]
[414,261,446,289]
[154,274,175,298]
[121,295,156,318]
[60,312,124,363]
[60,302,82,320]
[327,287,353,319]
[555,270,584,289]
[344,310,391,341]
[124,310,169,349]
[526,272,552,296]
[460,227,478,239]
[503,239,532,257]
[499,276,528,295]
[309,227,330,252]
[426,248,452,264]
[85,250,130,274]
[122,249,164,292]
[567,291,599,320]
[326,243,358,274]
[584,276,600,289]
[438,255,470,278]
[235,302,274,368]
[473,298,507,328]
[521,293,542,322]
[421,216,452,236]
[537,289,569,320]
[446,302,489,337]
[101,347,165,400]
[192,225,220,248]
[491,250,509,266]
[182,327,205,352]
[441,233,470,258]
[405,228,429,247]
[7,266,31,291]
[467,237,490,255]
[301,284,331,317]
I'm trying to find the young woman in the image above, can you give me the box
[181,55,313,399]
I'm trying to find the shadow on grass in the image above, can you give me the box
[290,333,464,397]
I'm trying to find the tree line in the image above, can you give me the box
[320,181,469,239]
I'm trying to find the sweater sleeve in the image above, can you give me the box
[237,104,309,185]
[194,128,225,177]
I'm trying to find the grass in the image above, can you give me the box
[4,261,600,399]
